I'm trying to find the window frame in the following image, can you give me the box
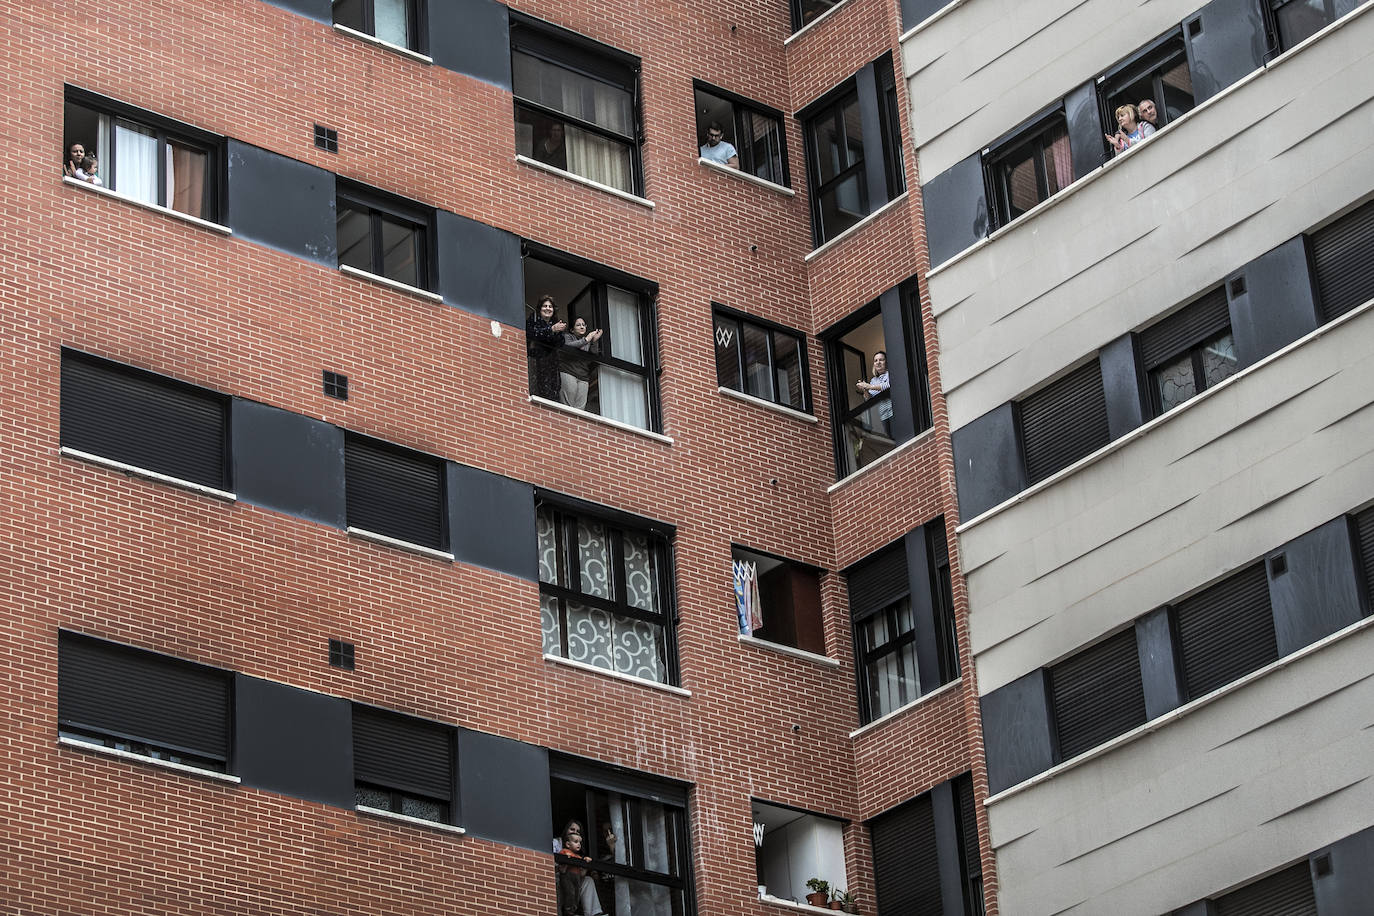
[790,0,842,32]
[332,0,427,53]
[692,81,790,188]
[1137,286,1236,418]
[351,702,456,826]
[1267,0,1358,52]
[1096,30,1194,156]
[802,82,869,245]
[876,61,906,200]
[336,181,436,292]
[732,544,826,655]
[983,107,1072,229]
[751,798,849,902]
[712,304,811,413]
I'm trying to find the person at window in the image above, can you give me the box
[1105,104,1153,155]
[700,122,739,169]
[64,142,87,179]
[856,350,892,434]
[74,155,103,186]
[560,316,603,411]
[554,820,606,916]
[1137,98,1160,132]
[527,295,567,401]
[535,121,568,171]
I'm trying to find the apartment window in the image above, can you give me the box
[713,306,809,412]
[537,498,676,685]
[1049,628,1147,761]
[733,547,824,655]
[512,17,641,195]
[791,0,841,31]
[752,800,847,904]
[869,774,982,916]
[1309,198,1374,324]
[1017,359,1110,485]
[1354,505,1374,606]
[1172,562,1276,701]
[352,704,454,825]
[804,87,867,243]
[60,349,230,492]
[1138,287,1236,416]
[332,0,426,53]
[64,90,220,221]
[336,184,433,291]
[692,83,789,186]
[523,247,659,431]
[877,63,906,199]
[1211,861,1317,915]
[550,757,692,916]
[1099,32,1195,153]
[344,434,448,553]
[58,631,232,773]
[986,114,1072,227]
[1270,0,1361,50]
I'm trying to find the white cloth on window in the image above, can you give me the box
[114,119,158,205]
[734,560,762,636]
[599,287,648,429]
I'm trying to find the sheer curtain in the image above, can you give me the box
[114,119,158,205]
[166,142,205,218]
[600,287,648,429]
[562,82,632,192]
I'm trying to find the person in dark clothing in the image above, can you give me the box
[526,295,566,400]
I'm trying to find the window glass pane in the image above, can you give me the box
[819,172,866,240]
[373,0,409,47]
[577,518,613,599]
[333,0,364,31]
[1042,123,1073,195]
[746,111,784,185]
[566,601,616,669]
[1199,332,1237,389]
[380,215,419,287]
[622,530,658,613]
[613,615,663,681]
[606,287,644,364]
[713,315,742,390]
[114,119,159,205]
[540,593,562,656]
[742,322,772,401]
[400,795,444,822]
[842,98,865,169]
[512,52,633,136]
[565,121,634,192]
[1003,150,1039,218]
[600,366,649,429]
[866,639,917,718]
[1276,0,1351,47]
[537,508,560,585]
[772,331,804,409]
[1153,352,1197,413]
[797,0,840,28]
[166,141,206,218]
[357,785,391,809]
[337,204,372,272]
[1159,57,1195,122]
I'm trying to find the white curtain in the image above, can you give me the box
[374,0,408,46]
[562,82,632,192]
[600,287,648,429]
[114,119,158,205]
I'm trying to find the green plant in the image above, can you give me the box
[838,890,856,905]
[805,878,830,896]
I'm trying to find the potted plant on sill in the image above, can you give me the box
[804,878,830,908]
[838,890,859,914]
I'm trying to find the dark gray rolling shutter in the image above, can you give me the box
[549,754,689,807]
[846,542,909,621]
[1019,360,1110,485]
[953,773,982,891]
[61,351,229,490]
[352,705,453,802]
[870,792,942,916]
[345,436,446,551]
[1050,628,1146,760]
[1214,862,1316,916]
[1310,199,1374,324]
[1175,562,1276,701]
[1351,507,1374,613]
[1138,287,1231,369]
[58,632,231,762]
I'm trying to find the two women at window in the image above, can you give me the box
[1105,102,1157,155]
[526,295,604,411]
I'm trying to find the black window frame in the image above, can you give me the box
[1138,287,1236,418]
[790,0,842,32]
[1097,30,1195,158]
[868,773,983,916]
[731,544,826,655]
[803,83,869,246]
[712,304,811,413]
[336,181,436,292]
[1266,0,1360,52]
[692,81,791,188]
[876,61,907,201]
[344,432,449,554]
[536,493,679,686]
[331,0,428,54]
[63,86,224,222]
[983,107,1073,229]
[510,14,644,196]
[352,702,456,826]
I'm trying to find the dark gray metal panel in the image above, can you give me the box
[259,0,331,22]
[1100,333,1146,440]
[435,209,524,326]
[235,675,354,809]
[1136,607,1184,721]
[929,782,966,916]
[1227,236,1320,369]
[231,400,346,529]
[429,0,512,90]
[900,0,950,30]
[880,287,917,444]
[1268,517,1366,657]
[923,153,990,267]
[1312,824,1374,916]
[1065,80,1108,181]
[457,728,552,851]
[226,140,337,266]
[952,403,1027,520]
[1172,902,1218,916]
[904,529,943,694]
[981,669,1056,794]
[855,62,890,212]
[448,463,537,581]
[1182,0,1267,104]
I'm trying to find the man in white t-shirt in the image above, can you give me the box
[700,122,739,169]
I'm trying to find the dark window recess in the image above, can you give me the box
[329,639,356,670]
[1099,31,1195,159]
[352,704,454,824]
[323,370,349,400]
[713,307,809,412]
[60,350,230,491]
[1173,562,1277,700]
[1018,360,1110,485]
[1139,286,1237,416]
[64,90,222,221]
[1353,505,1374,609]
[953,774,986,916]
[870,792,941,915]
[336,184,433,290]
[929,522,961,685]
[693,83,789,187]
[314,124,339,153]
[537,500,677,685]
[344,434,447,552]
[1050,628,1146,760]
[332,0,427,53]
[1269,0,1361,52]
[790,0,841,31]
[986,114,1072,227]
[877,62,906,200]
[804,87,868,244]
[733,546,824,655]
[1309,198,1374,324]
[1212,860,1317,916]
[58,631,232,772]
[512,18,642,195]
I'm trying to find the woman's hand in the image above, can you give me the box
[552,321,567,332]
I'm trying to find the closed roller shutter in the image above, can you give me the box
[1353,507,1374,612]
[1138,287,1231,369]
[58,631,231,762]
[1018,360,1110,485]
[345,435,446,551]
[953,773,982,886]
[870,792,942,916]
[1175,562,1275,701]
[352,705,453,802]
[847,541,909,621]
[1050,628,1146,760]
[1215,861,1316,916]
[61,350,229,490]
[1310,199,1374,323]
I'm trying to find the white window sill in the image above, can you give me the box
[60,446,237,502]
[339,264,443,303]
[59,735,240,784]
[738,634,839,668]
[515,155,654,209]
[758,894,837,914]
[528,395,673,444]
[849,677,962,738]
[804,193,907,262]
[826,426,934,494]
[698,158,795,197]
[718,387,817,424]
[543,653,692,698]
[356,804,466,835]
[347,526,454,562]
[783,0,857,44]
[63,176,232,235]
[332,23,434,64]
